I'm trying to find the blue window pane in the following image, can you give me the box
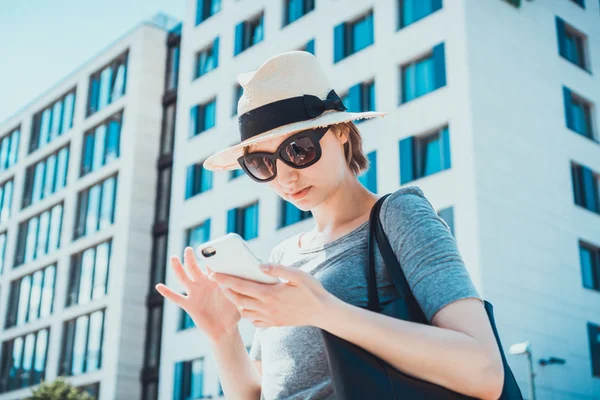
[86,310,104,372]
[8,129,19,167]
[17,276,31,326]
[190,359,204,398]
[422,135,441,176]
[437,207,454,236]
[99,177,116,229]
[20,333,35,388]
[25,218,38,263]
[1,180,12,222]
[40,265,55,317]
[92,124,106,171]
[61,93,75,133]
[200,165,213,192]
[358,151,377,193]
[400,0,441,28]
[403,56,435,102]
[47,204,62,253]
[50,100,63,141]
[92,242,110,300]
[44,154,57,198]
[287,0,304,25]
[352,13,374,53]
[33,329,48,384]
[112,62,127,101]
[98,67,113,110]
[251,16,264,46]
[580,245,595,289]
[188,220,211,250]
[243,204,259,240]
[105,119,121,163]
[71,315,88,376]
[204,101,216,130]
[305,39,315,55]
[0,136,10,171]
[0,233,6,275]
[35,211,50,259]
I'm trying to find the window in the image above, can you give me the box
[401,43,446,103]
[81,112,122,176]
[195,37,219,79]
[156,167,172,224]
[173,358,205,400]
[144,305,163,368]
[190,99,217,137]
[0,232,6,275]
[14,203,63,266]
[0,327,49,393]
[227,203,259,240]
[556,17,589,70]
[341,81,375,120]
[22,146,69,209]
[588,323,600,377]
[150,234,168,288]
[187,220,211,251]
[166,43,181,91]
[502,0,521,7]
[303,38,315,55]
[358,151,377,193]
[77,382,100,399]
[234,13,265,56]
[399,126,451,184]
[230,168,245,180]
[0,127,20,172]
[30,90,76,153]
[232,85,244,117]
[66,240,112,307]
[196,0,221,25]
[571,162,599,214]
[284,0,315,26]
[5,265,56,329]
[179,309,195,331]
[0,179,13,223]
[398,0,442,29]
[279,200,311,228]
[87,52,128,116]
[161,103,177,156]
[59,309,105,376]
[186,162,213,199]
[334,11,374,63]
[570,0,585,8]
[73,175,117,240]
[437,207,455,236]
[563,87,595,141]
[580,241,600,292]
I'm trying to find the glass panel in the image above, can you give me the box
[188,221,210,250]
[243,204,258,240]
[352,15,371,53]
[39,266,55,317]
[17,275,32,325]
[98,67,113,110]
[56,148,69,190]
[36,211,50,257]
[92,242,110,299]
[105,119,120,163]
[204,101,216,130]
[210,0,221,15]
[422,134,442,177]
[157,168,171,222]
[93,124,106,171]
[86,311,104,372]
[86,184,101,235]
[32,162,46,203]
[0,137,9,171]
[19,333,35,388]
[8,129,19,166]
[288,0,304,24]
[32,329,48,385]
[167,46,180,90]
[61,93,75,133]
[50,100,63,141]
[71,315,89,376]
[112,63,126,101]
[10,337,24,390]
[79,248,95,305]
[25,217,39,263]
[580,245,595,289]
[151,235,168,287]
[251,16,264,45]
[27,270,44,322]
[1,180,12,222]
[147,307,161,367]
[0,233,6,275]
[99,177,116,229]
[47,204,63,253]
[44,154,57,198]
[39,109,51,148]
[190,359,204,398]
[416,57,435,98]
[161,104,176,155]
[33,329,48,384]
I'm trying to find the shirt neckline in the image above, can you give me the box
[294,219,371,254]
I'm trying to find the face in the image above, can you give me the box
[246,125,350,210]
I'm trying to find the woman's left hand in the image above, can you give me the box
[208,264,336,328]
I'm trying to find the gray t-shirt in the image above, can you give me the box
[250,186,481,400]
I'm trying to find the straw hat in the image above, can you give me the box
[203,50,388,171]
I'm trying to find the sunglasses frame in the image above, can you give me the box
[237,126,330,183]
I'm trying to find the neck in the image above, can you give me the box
[310,173,378,239]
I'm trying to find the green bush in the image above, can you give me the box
[25,376,94,400]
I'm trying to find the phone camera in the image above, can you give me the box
[201,247,216,258]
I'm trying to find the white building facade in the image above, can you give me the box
[0,18,174,400]
[161,0,600,399]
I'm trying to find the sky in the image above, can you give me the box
[0,0,186,124]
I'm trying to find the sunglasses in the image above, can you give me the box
[237,126,330,183]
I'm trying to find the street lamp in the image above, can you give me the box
[509,341,536,400]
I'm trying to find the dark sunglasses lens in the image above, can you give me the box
[243,156,275,181]
[280,136,317,166]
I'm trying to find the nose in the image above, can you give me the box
[275,159,298,186]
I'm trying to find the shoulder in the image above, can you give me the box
[381,186,433,221]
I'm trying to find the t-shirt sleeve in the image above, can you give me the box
[249,245,282,362]
[380,186,482,323]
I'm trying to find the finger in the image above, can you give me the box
[220,287,262,311]
[169,256,193,291]
[214,274,269,299]
[155,283,187,308]
[184,247,205,282]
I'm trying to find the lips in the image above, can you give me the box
[288,186,312,200]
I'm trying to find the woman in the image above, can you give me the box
[155,51,504,400]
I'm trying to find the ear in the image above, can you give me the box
[333,123,349,146]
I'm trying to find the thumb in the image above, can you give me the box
[259,264,297,283]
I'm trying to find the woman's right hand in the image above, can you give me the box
[155,247,241,341]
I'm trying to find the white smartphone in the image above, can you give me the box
[196,233,280,284]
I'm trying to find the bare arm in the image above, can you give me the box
[210,327,261,400]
